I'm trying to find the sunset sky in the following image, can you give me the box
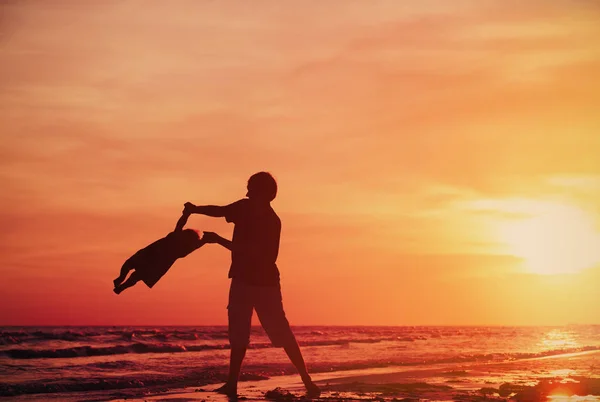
[1,1,599,326]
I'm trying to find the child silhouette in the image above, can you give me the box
[113,211,205,294]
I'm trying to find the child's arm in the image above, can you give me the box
[174,212,191,232]
[202,231,232,250]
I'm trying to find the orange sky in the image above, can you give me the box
[1,1,599,326]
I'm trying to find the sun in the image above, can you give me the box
[495,201,600,275]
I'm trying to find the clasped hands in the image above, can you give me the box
[182,202,196,216]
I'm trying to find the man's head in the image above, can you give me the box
[246,172,277,202]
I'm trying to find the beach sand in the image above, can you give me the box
[104,350,600,402]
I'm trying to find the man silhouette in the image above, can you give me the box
[184,172,319,398]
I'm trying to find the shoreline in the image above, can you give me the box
[4,350,599,401]
[107,350,600,401]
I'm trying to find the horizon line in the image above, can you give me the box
[1,323,598,327]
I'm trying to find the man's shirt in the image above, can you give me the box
[224,198,281,286]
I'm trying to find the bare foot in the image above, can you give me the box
[215,382,237,398]
[113,286,123,295]
[113,278,122,287]
[304,381,321,397]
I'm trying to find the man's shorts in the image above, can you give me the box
[227,279,294,348]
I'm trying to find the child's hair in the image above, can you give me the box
[248,172,277,201]
[178,228,200,245]
[182,228,200,237]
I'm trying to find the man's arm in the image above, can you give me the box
[183,202,226,217]
[202,231,232,251]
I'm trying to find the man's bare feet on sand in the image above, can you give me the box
[215,382,238,398]
[304,380,321,397]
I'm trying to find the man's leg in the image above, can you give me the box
[217,345,246,397]
[216,280,253,397]
[256,286,320,396]
[281,335,320,395]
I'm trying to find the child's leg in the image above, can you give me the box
[114,260,134,287]
[113,270,142,294]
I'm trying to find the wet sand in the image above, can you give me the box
[109,349,600,402]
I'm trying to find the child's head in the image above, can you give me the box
[246,172,277,202]
[181,228,201,244]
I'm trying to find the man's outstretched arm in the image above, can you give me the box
[184,202,226,217]
[202,231,232,250]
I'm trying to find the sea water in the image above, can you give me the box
[2,325,599,399]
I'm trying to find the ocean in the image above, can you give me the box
[1,325,599,400]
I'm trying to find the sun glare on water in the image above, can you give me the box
[547,395,600,401]
[494,201,600,275]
